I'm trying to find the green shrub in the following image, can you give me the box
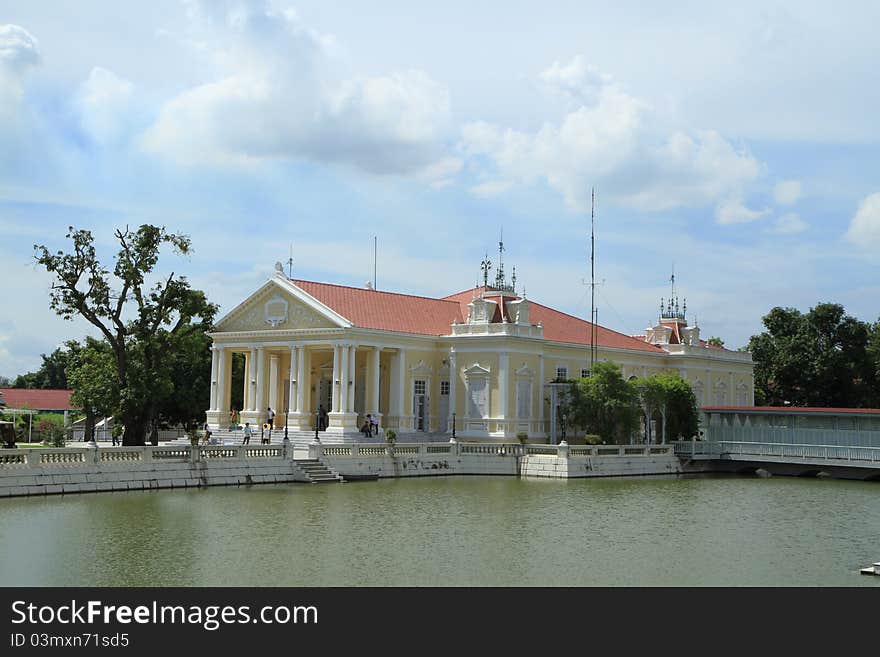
[584,434,602,445]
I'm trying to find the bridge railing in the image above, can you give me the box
[673,440,880,463]
[708,425,880,448]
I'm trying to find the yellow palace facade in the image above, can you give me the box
[205,263,754,442]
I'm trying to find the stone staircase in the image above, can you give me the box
[294,459,344,483]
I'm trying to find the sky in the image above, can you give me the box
[1,0,879,379]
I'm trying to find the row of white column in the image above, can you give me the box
[210,344,308,415]
[211,343,388,419]
[212,346,551,429]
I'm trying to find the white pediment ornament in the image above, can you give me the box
[409,360,434,377]
[515,363,535,378]
[464,363,491,377]
[265,295,289,327]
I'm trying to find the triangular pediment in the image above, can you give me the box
[215,275,352,333]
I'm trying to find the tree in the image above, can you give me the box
[747,303,876,407]
[707,336,725,348]
[65,338,119,443]
[566,361,640,444]
[35,225,217,445]
[638,373,699,442]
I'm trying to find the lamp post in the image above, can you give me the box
[314,406,320,442]
[451,411,456,442]
[284,407,289,442]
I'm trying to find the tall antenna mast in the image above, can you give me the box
[373,236,377,290]
[287,243,293,278]
[590,187,597,373]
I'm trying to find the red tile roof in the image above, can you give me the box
[0,389,77,411]
[703,406,880,416]
[294,280,664,353]
[293,280,464,336]
[527,301,665,353]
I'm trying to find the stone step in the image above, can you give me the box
[293,459,343,483]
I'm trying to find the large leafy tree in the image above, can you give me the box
[747,303,877,407]
[566,361,640,444]
[638,372,699,442]
[35,225,217,445]
[65,337,119,442]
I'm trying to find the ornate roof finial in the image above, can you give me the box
[511,266,516,293]
[480,252,492,288]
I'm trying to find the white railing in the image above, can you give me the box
[673,440,880,463]
[707,425,880,448]
[0,444,292,469]
[306,441,675,460]
[450,323,544,338]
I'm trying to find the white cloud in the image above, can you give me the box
[715,198,770,225]
[469,181,513,197]
[0,24,40,78]
[0,24,40,120]
[770,212,807,234]
[540,54,612,106]
[75,67,136,144]
[140,3,452,177]
[462,58,763,213]
[844,192,880,247]
[773,179,802,205]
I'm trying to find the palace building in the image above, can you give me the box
[206,260,754,442]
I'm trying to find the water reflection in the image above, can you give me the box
[1,476,878,586]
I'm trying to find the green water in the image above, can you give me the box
[1,475,878,586]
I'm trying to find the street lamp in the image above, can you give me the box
[451,411,456,441]
[284,407,289,442]
[314,406,320,442]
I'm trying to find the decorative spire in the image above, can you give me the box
[511,266,516,293]
[480,252,492,288]
[659,270,686,322]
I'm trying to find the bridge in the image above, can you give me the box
[674,406,880,481]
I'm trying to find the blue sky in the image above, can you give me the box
[1,0,879,379]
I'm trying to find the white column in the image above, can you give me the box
[370,347,381,414]
[749,374,755,406]
[538,354,545,423]
[339,344,349,413]
[216,347,228,416]
[347,344,357,413]
[255,347,266,415]
[242,351,250,411]
[209,346,219,411]
[729,372,735,406]
[269,354,280,417]
[288,344,297,413]
[296,346,306,414]
[332,344,341,412]
[389,352,400,417]
[396,349,407,418]
[498,351,509,420]
[248,347,257,411]
[448,349,457,428]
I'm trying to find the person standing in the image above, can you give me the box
[242,422,252,445]
[267,407,275,429]
[370,413,379,437]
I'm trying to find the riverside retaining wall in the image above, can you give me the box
[0,442,682,498]
[0,445,307,497]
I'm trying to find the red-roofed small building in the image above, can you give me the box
[206,262,753,441]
